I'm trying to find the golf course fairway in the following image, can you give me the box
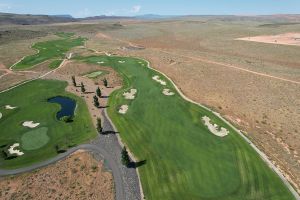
[12,32,85,70]
[80,55,295,200]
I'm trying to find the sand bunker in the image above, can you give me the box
[0,112,2,119]
[162,89,175,96]
[8,143,24,156]
[202,116,229,137]
[5,105,17,110]
[123,89,137,100]
[118,61,125,63]
[236,32,300,47]
[22,121,40,128]
[152,75,167,85]
[97,61,105,64]
[118,105,129,114]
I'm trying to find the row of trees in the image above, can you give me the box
[71,76,108,89]
[72,76,132,168]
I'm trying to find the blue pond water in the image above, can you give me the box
[48,96,76,119]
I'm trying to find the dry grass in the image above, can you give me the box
[86,19,300,192]
[0,151,114,200]
[1,17,299,193]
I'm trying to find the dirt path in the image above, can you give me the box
[96,32,300,85]
[157,49,300,85]
[0,59,68,94]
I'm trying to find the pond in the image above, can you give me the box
[48,96,76,120]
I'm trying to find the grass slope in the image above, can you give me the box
[48,59,63,69]
[13,33,85,70]
[80,55,294,200]
[0,79,96,169]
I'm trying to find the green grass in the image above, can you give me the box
[55,32,75,38]
[48,59,63,69]
[80,55,294,200]
[13,33,85,70]
[84,70,108,79]
[0,79,97,169]
[21,127,50,150]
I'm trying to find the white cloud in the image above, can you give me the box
[75,8,92,18]
[131,5,141,13]
[0,3,11,12]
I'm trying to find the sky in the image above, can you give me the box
[0,0,300,18]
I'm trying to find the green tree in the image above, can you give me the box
[93,95,100,108]
[121,147,130,167]
[81,82,86,93]
[103,78,108,88]
[96,87,101,97]
[96,117,103,134]
[71,76,76,86]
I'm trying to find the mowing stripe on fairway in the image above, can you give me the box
[79,55,296,200]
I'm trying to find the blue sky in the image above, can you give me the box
[0,0,300,18]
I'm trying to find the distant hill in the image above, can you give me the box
[0,13,77,25]
[135,14,178,20]
[1,12,300,26]
[81,15,134,21]
[52,14,73,19]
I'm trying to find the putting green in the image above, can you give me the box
[84,70,107,79]
[0,79,96,169]
[21,127,50,150]
[79,55,294,200]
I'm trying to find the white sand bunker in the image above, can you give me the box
[97,61,105,64]
[0,112,2,119]
[119,105,129,114]
[152,75,166,86]
[118,61,125,63]
[163,89,175,96]
[123,89,137,100]
[5,105,17,110]
[202,116,229,137]
[8,143,24,156]
[22,121,40,128]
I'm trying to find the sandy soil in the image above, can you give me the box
[5,105,17,110]
[123,89,137,100]
[202,116,229,137]
[0,151,114,200]
[8,143,24,156]
[162,88,175,96]
[237,33,300,47]
[118,105,129,114]
[22,121,40,128]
